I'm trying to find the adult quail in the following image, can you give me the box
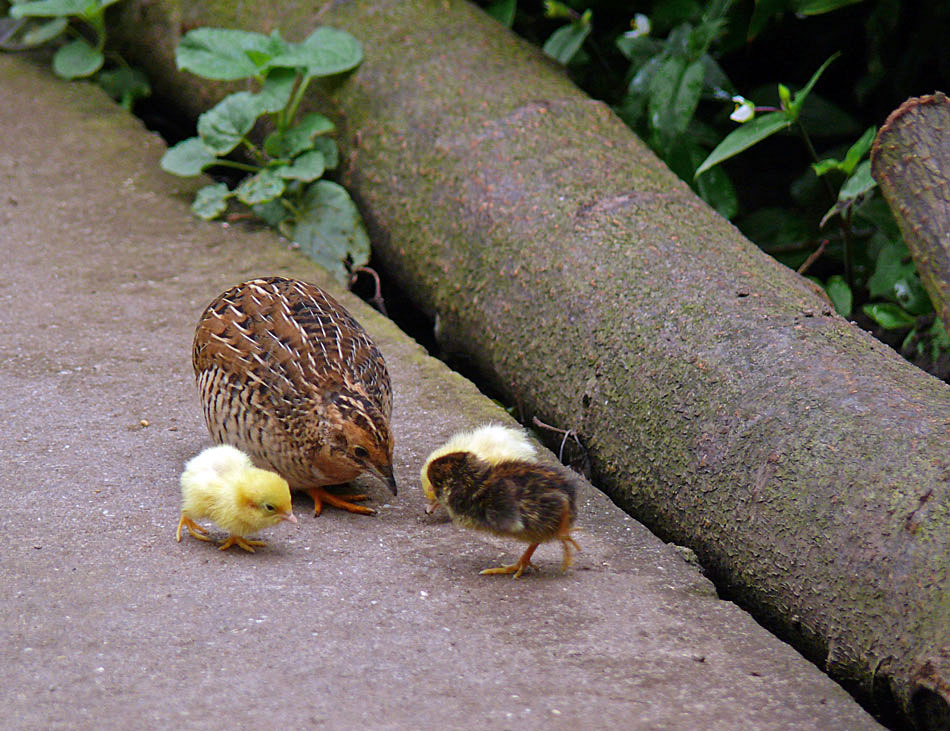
[193,276,397,515]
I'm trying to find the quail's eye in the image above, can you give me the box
[263,503,275,512]
[353,446,370,460]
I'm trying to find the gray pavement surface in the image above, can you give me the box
[0,55,883,729]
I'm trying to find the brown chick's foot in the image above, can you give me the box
[218,536,267,552]
[480,543,540,579]
[560,535,581,571]
[306,487,376,516]
[176,516,211,543]
[557,505,581,572]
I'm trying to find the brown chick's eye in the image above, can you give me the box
[353,446,370,460]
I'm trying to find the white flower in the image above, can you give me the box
[730,95,755,123]
[623,14,651,39]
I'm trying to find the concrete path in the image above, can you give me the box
[0,55,882,729]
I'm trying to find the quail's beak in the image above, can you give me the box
[374,463,398,496]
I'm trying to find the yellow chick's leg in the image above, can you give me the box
[480,543,540,579]
[218,535,268,553]
[176,515,212,543]
[305,486,376,516]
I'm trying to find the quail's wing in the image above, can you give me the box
[270,278,393,417]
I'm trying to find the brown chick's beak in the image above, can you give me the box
[281,512,298,524]
[425,499,440,515]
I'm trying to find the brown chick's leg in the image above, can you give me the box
[480,543,540,579]
[218,535,267,553]
[176,516,211,543]
[557,504,580,572]
[306,486,376,516]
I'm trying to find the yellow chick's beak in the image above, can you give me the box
[281,511,298,524]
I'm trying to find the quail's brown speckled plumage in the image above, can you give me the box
[192,276,396,515]
[422,426,580,577]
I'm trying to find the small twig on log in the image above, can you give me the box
[796,239,829,276]
[349,266,388,316]
[531,416,590,476]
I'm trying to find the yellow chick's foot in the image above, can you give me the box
[176,515,212,543]
[218,535,268,552]
[306,487,376,516]
[480,543,540,579]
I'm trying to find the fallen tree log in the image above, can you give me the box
[111,1,950,725]
[872,92,950,334]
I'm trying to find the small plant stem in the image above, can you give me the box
[279,197,302,219]
[284,74,313,129]
[796,239,828,276]
[210,159,260,173]
[796,121,854,290]
[240,138,267,164]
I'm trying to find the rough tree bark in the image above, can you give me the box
[110,1,950,725]
[872,92,950,332]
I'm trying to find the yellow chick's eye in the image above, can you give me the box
[262,503,276,512]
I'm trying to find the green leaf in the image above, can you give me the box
[278,150,325,181]
[893,274,933,316]
[10,0,90,18]
[95,66,151,109]
[256,68,297,113]
[695,111,790,177]
[840,127,876,174]
[52,38,103,78]
[823,275,852,317]
[264,113,334,158]
[486,0,516,26]
[234,168,286,205]
[868,241,912,299]
[197,92,263,155]
[789,52,839,116]
[793,0,863,14]
[252,198,291,227]
[311,137,339,170]
[176,27,277,80]
[543,22,591,65]
[928,318,950,361]
[288,180,370,284]
[20,16,68,46]
[838,159,876,200]
[271,27,363,77]
[863,302,917,330]
[191,183,231,220]
[647,56,704,136]
[160,137,218,177]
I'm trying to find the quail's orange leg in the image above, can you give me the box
[218,535,267,552]
[306,486,376,516]
[480,543,540,579]
[176,516,211,543]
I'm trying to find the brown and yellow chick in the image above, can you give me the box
[192,276,397,516]
[176,444,298,552]
[422,425,580,578]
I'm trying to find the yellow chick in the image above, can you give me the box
[176,445,298,552]
[422,425,580,578]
